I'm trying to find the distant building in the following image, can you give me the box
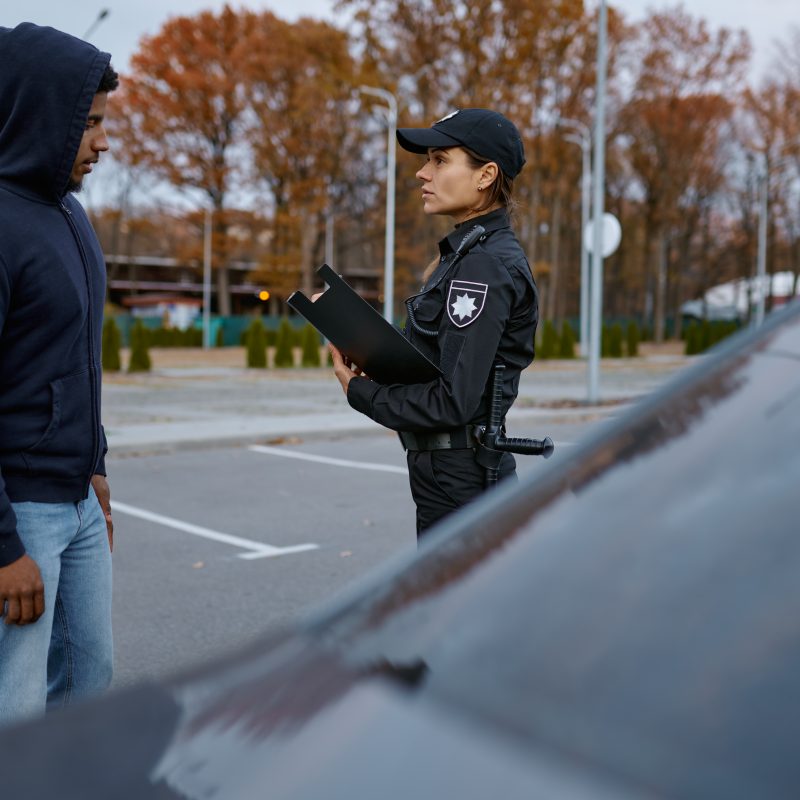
[103,254,381,315]
[681,272,800,321]
[121,294,202,330]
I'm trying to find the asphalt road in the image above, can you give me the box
[108,415,605,688]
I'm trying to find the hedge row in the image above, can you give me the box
[684,320,739,355]
[101,317,326,373]
[536,321,641,359]
[536,318,740,359]
[244,318,323,369]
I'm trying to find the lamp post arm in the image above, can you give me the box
[556,117,591,142]
[83,8,109,40]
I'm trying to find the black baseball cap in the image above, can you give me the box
[396,108,526,178]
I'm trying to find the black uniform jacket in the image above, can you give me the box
[347,208,538,433]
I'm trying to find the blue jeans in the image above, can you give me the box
[0,486,113,726]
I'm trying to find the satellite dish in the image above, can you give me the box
[584,213,622,258]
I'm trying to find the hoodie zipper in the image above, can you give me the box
[59,199,101,497]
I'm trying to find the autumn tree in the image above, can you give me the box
[618,6,750,340]
[737,27,800,306]
[242,13,365,299]
[119,6,254,315]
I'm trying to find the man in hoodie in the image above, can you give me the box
[0,22,118,724]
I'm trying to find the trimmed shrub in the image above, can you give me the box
[128,320,151,372]
[558,321,576,359]
[710,320,738,348]
[601,324,610,357]
[246,317,267,368]
[608,323,624,358]
[101,317,122,372]
[301,323,322,367]
[699,320,713,352]
[538,320,559,360]
[626,321,640,357]
[273,317,295,367]
[685,320,739,354]
[684,322,699,355]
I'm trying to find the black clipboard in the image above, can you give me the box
[287,264,442,385]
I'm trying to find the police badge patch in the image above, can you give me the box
[447,280,488,328]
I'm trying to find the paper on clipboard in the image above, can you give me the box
[287,264,442,385]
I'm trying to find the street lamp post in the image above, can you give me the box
[754,151,798,327]
[588,0,608,404]
[559,119,592,357]
[202,207,212,349]
[359,86,397,322]
[755,164,768,328]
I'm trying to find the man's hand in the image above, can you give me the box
[91,474,113,552]
[0,555,45,626]
[329,344,362,395]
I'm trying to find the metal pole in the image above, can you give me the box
[560,120,592,359]
[755,164,768,327]
[202,207,212,349]
[385,99,397,322]
[325,212,334,266]
[588,0,607,404]
[360,86,397,322]
[580,135,591,356]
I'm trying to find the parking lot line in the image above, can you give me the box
[112,501,318,560]
[248,444,408,474]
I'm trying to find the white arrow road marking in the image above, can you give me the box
[248,444,408,474]
[112,501,317,560]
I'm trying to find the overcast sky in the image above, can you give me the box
[5,0,798,82]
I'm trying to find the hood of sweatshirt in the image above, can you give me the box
[0,22,111,201]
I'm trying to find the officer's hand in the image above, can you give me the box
[0,555,45,626]
[91,474,113,552]
[329,344,362,394]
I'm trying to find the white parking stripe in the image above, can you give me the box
[248,444,408,474]
[112,501,318,560]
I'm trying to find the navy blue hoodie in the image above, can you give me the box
[0,23,109,566]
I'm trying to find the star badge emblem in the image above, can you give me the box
[451,293,477,321]
[446,280,488,328]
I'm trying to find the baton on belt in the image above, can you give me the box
[474,362,554,487]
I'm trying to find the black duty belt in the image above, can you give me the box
[399,427,476,451]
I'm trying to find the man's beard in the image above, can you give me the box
[66,178,84,194]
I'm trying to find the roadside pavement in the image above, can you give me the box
[102,345,693,455]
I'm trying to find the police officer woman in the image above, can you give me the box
[330,108,539,536]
